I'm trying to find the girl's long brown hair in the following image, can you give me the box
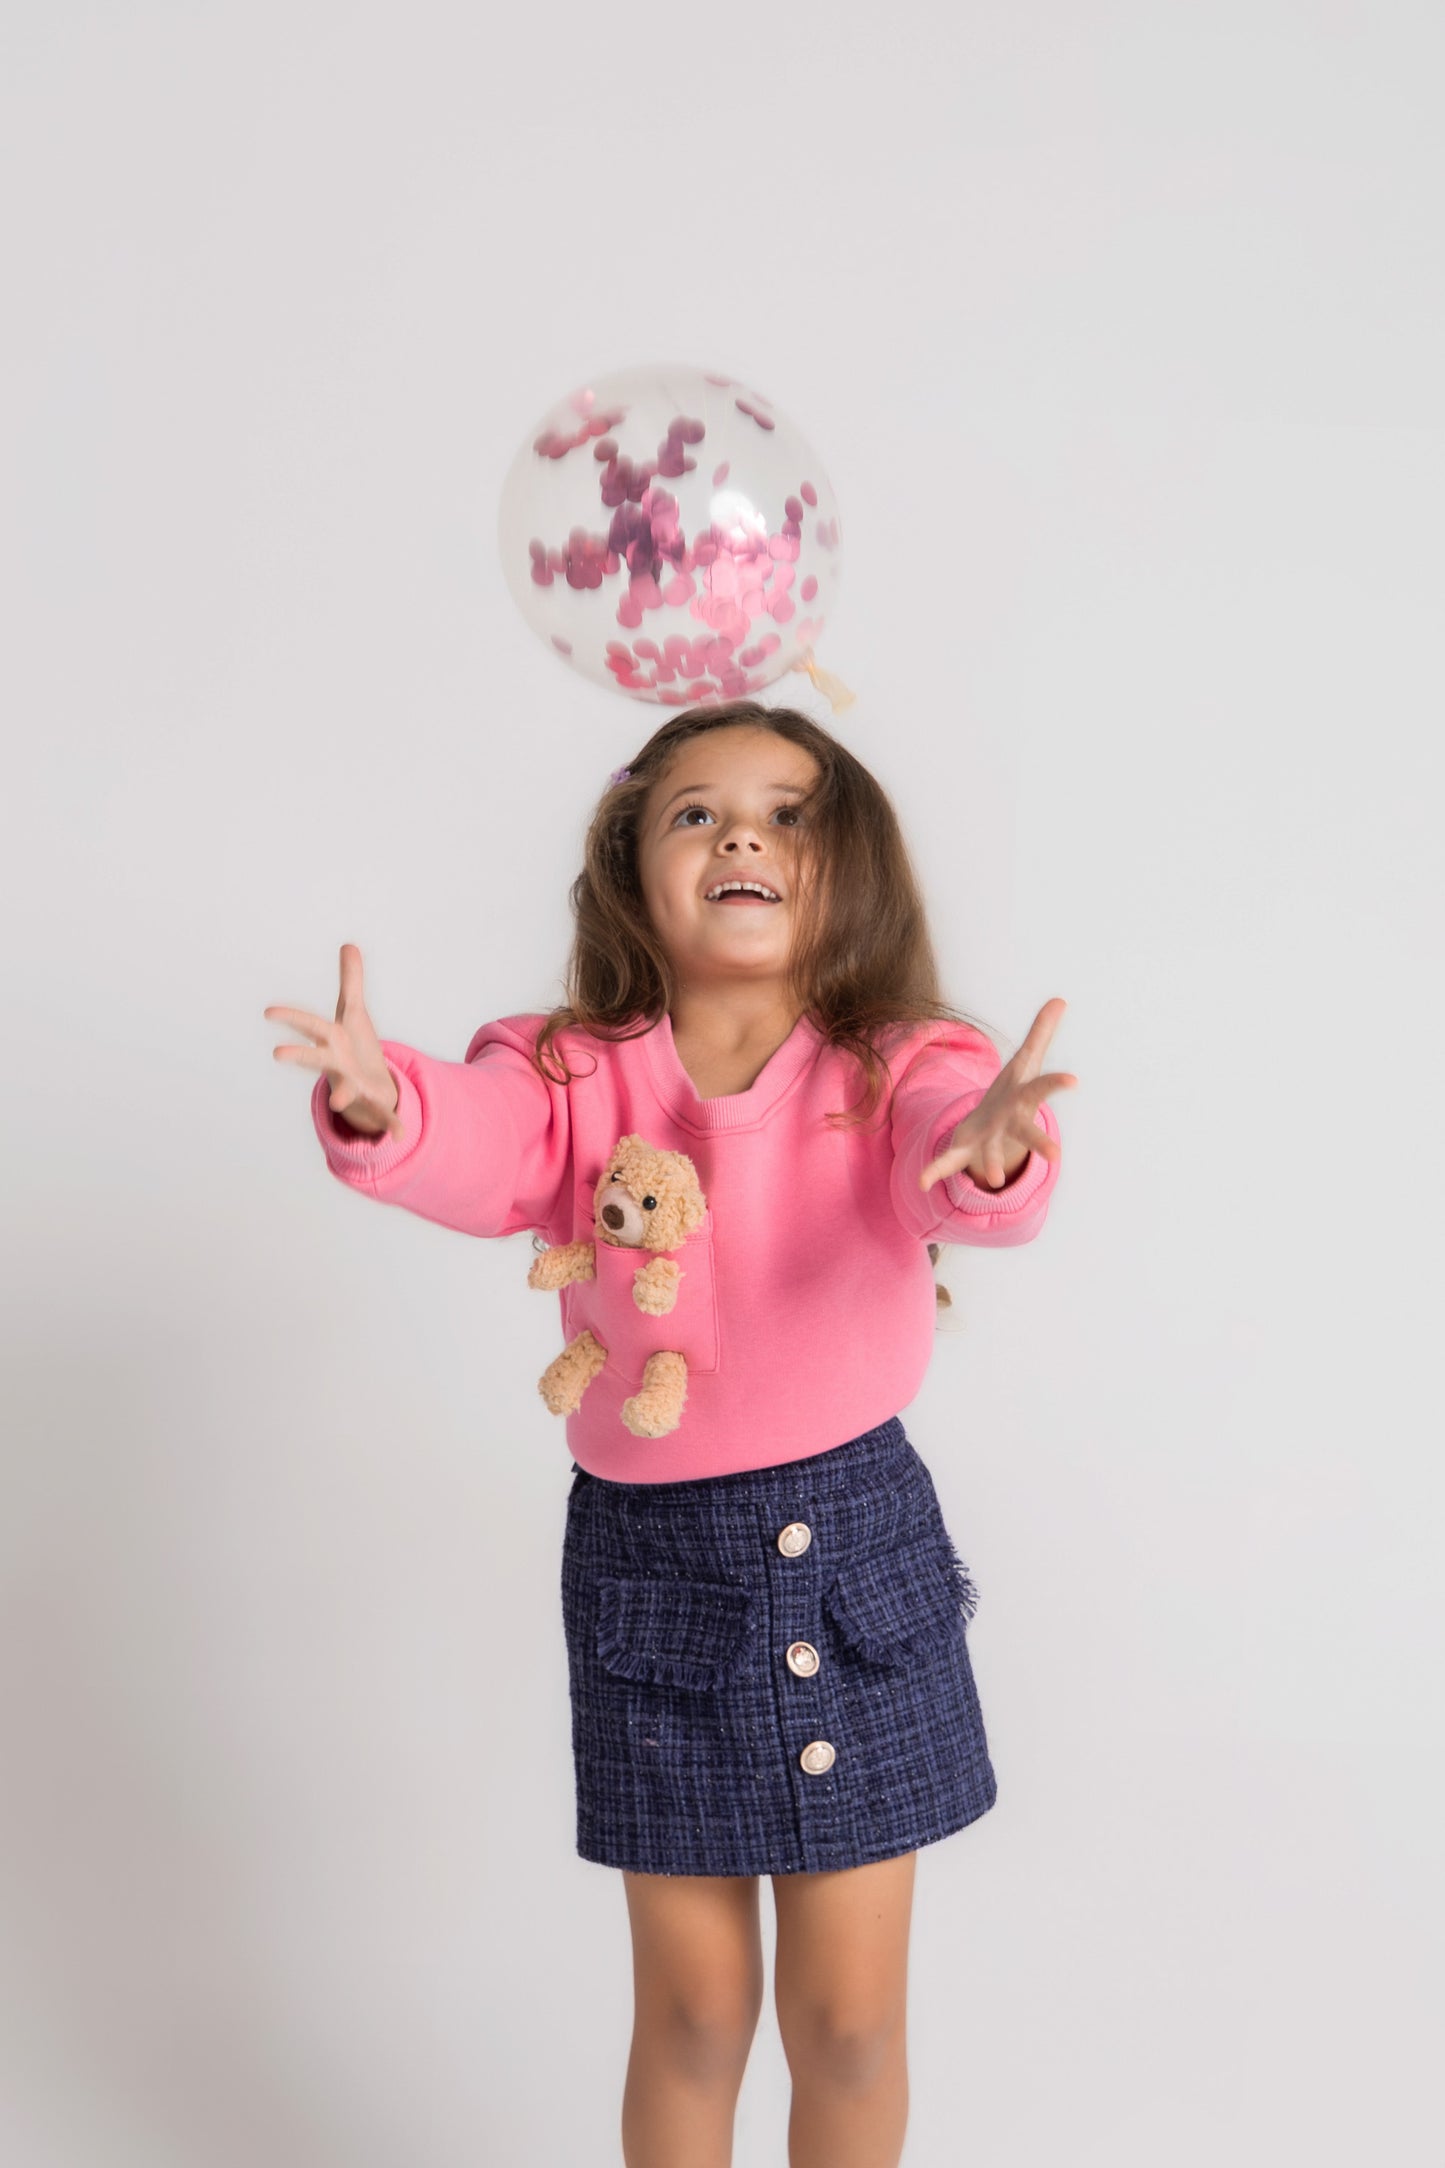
[527,697,1001,1137]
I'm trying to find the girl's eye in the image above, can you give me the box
[674,801,802,826]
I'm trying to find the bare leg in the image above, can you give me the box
[773,1851,917,2168]
[620,1870,765,2168]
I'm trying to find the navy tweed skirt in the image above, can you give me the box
[560,1414,997,1877]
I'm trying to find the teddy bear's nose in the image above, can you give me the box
[601,1203,624,1230]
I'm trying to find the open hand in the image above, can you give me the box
[263,943,404,1140]
[918,996,1076,1192]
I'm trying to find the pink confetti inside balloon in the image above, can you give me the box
[498,362,845,705]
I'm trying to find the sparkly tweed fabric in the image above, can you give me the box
[560,1415,997,1876]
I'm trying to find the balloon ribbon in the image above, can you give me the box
[799,645,857,711]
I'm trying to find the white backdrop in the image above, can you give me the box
[3,5,1441,2163]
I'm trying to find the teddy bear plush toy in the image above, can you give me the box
[527,1133,709,1440]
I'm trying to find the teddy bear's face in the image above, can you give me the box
[593,1136,708,1254]
[595,1171,657,1250]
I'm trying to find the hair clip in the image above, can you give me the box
[608,766,631,786]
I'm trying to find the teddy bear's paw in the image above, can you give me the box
[538,1331,608,1416]
[529,1241,595,1292]
[538,1365,582,1417]
[527,1247,571,1291]
[619,1390,680,1439]
[620,1351,688,1438]
[631,1257,682,1316]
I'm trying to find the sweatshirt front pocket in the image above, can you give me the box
[563,1213,720,1384]
[596,1573,755,1691]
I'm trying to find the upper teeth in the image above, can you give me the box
[707,880,780,900]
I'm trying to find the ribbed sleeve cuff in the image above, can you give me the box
[310,1049,424,1182]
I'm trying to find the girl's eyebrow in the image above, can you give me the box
[658,781,808,812]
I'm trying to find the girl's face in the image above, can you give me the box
[637,726,821,990]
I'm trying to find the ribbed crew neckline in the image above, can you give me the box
[641,1008,823,1133]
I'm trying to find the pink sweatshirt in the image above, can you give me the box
[310,1008,1061,1483]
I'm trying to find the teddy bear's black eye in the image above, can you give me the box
[641,1196,657,1211]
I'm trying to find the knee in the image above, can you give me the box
[779,2000,905,2091]
[644,1979,763,2083]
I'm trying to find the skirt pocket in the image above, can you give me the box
[820,1524,991,1812]
[822,1527,978,1667]
[582,1574,763,1833]
[597,1574,755,1691]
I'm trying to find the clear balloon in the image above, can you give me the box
[497,363,845,706]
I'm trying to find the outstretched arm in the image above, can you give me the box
[890,998,1075,1248]
[268,948,573,1241]
[307,1025,573,1241]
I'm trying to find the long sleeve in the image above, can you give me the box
[888,1020,1061,1248]
[308,1013,572,1241]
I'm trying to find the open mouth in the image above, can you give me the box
[704,883,782,905]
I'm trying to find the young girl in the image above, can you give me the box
[265,696,1075,2168]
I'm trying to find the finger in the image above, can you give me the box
[333,1088,403,1141]
[270,1041,337,1075]
[337,942,363,1022]
[1014,997,1067,1077]
[918,1149,968,1191]
[1017,1070,1078,1106]
[264,1006,335,1047]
